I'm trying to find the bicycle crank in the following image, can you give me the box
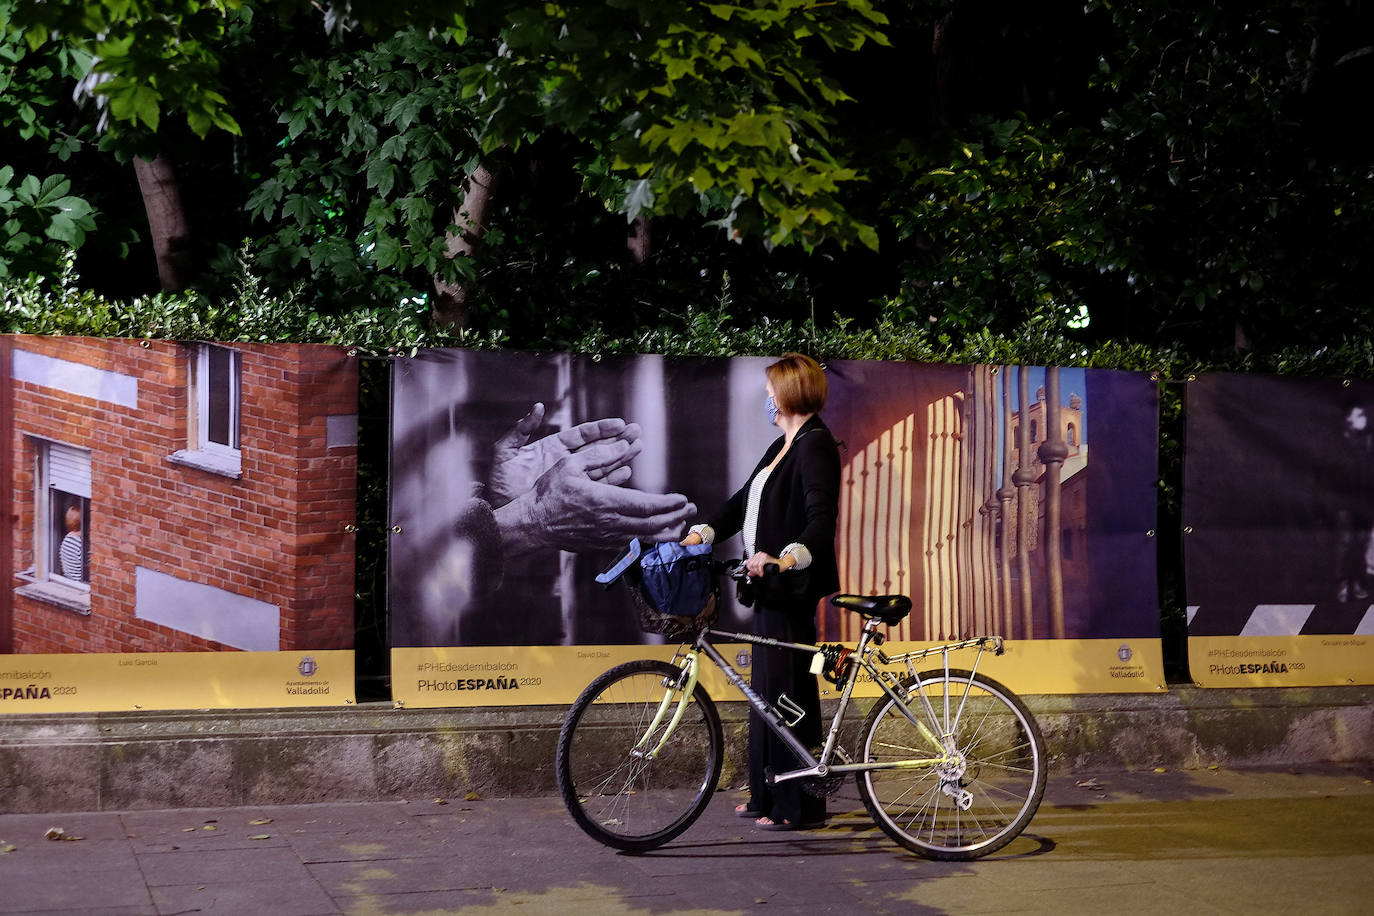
[803,747,850,798]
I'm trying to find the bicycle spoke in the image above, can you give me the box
[557,660,723,852]
[857,669,1046,860]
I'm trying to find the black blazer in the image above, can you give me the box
[708,415,841,606]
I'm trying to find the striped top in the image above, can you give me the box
[59,532,85,582]
[741,465,773,557]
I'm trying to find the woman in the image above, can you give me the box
[682,353,841,830]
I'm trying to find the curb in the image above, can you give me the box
[2,685,1372,813]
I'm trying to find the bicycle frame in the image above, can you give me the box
[636,618,1005,789]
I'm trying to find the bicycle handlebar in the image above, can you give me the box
[595,539,781,588]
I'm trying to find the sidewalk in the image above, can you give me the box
[2,764,1372,915]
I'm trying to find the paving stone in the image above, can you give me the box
[136,845,314,887]
[150,879,339,916]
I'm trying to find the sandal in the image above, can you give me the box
[734,803,763,818]
[755,816,827,832]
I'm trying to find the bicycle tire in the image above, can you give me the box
[556,659,723,852]
[856,668,1047,860]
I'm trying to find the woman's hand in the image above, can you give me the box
[680,531,704,547]
[746,551,794,578]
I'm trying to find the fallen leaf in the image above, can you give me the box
[1,842,16,854]
[464,791,481,801]
[433,798,449,806]
[249,834,272,841]
[202,825,217,831]
[1075,778,1103,790]
[249,818,273,826]
[43,827,84,842]
[1153,767,1167,773]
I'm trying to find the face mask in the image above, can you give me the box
[765,395,779,425]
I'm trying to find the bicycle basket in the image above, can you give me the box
[626,541,719,639]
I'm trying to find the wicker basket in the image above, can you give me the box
[625,551,719,640]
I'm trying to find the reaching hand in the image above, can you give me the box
[746,551,784,578]
[488,402,641,508]
[495,442,697,554]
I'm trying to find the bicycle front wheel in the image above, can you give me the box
[857,669,1046,860]
[556,659,723,852]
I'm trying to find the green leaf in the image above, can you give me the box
[365,160,398,199]
[623,179,655,222]
[283,194,320,226]
[371,234,403,269]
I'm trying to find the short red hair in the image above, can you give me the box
[766,353,827,416]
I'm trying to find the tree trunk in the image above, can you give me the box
[627,214,652,263]
[930,12,956,127]
[432,162,500,330]
[133,154,193,291]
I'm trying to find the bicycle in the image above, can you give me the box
[555,539,1048,860]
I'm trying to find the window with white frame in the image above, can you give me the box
[171,343,243,477]
[40,440,91,588]
[194,343,241,453]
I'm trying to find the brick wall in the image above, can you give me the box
[6,337,358,653]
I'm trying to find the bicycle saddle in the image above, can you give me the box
[830,594,913,625]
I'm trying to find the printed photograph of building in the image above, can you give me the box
[822,362,1158,643]
[0,336,359,655]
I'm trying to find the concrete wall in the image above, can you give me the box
[2,686,1371,813]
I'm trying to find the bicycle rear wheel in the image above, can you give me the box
[556,659,723,852]
[857,669,1046,860]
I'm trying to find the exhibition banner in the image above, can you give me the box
[0,336,359,711]
[389,638,1166,708]
[0,650,354,712]
[389,350,1163,702]
[1184,373,1374,686]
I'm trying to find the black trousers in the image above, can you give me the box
[747,600,826,825]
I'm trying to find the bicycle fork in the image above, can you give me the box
[630,652,702,761]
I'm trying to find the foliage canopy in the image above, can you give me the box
[2,0,1372,362]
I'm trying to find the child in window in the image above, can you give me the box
[59,504,85,582]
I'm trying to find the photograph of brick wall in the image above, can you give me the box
[0,335,358,654]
